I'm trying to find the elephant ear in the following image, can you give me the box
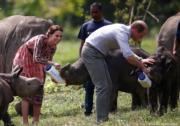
[0,66,22,83]
[12,65,23,78]
[12,65,21,72]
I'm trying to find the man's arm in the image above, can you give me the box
[126,55,148,73]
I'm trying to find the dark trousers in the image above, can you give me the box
[84,79,95,113]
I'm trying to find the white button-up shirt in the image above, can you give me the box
[85,23,135,58]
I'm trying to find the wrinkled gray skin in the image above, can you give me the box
[148,47,178,116]
[0,15,52,73]
[0,66,43,124]
[158,12,180,54]
[61,47,150,111]
[157,12,180,94]
[0,15,52,126]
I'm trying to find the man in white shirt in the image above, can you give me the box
[81,20,154,123]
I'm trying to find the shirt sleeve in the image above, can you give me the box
[115,33,135,58]
[33,36,49,64]
[77,24,87,41]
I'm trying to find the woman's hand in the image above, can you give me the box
[48,61,61,70]
[53,62,61,70]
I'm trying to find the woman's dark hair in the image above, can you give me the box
[46,25,63,37]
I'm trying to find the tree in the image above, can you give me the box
[110,0,152,24]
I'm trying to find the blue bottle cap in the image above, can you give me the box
[46,64,52,71]
[138,72,145,80]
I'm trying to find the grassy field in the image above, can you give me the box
[3,38,180,126]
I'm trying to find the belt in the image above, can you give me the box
[85,43,105,56]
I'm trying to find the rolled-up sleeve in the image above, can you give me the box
[116,33,134,58]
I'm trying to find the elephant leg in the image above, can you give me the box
[139,91,148,108]
[149,88,158,115]
[15,101,33,116]
[170,78,178,110]
[15,102,21,115]
[158,85,170,116]
[158,93,167,116]
[109,88,118,113]
[131,93,141,110]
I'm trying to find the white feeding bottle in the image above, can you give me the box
[137,71,152,88]
[46,64,64,83]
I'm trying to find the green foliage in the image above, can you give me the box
[111,0,150,23]
[62,24,80,40]
[1,0,85,26]
[1,0,180,29]
[13,0,48,16]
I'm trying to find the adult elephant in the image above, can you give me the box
[157,12,180,95]
[0,15,52,73]
[158,12,180,53]
[0,15,52,126]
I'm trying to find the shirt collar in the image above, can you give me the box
[92,18,104,23]
[127,25,131,37]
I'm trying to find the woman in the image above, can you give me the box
[13,25,63,125]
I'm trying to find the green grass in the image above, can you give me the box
[3,38,180,126]
[141,37,157,54]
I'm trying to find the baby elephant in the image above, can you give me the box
[60,47,150,111]
[148,47,178,116]
[0,66,43,126]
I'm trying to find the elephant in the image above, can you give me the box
[60,47,150,111]
[158,12,180,53]
[148,47,178,116]
[0,66,43,126]
[0,15,52,73]
[157,12,180,94]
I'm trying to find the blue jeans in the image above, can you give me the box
[84,79,95,113]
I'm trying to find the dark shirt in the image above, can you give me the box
[78,19,112,41]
